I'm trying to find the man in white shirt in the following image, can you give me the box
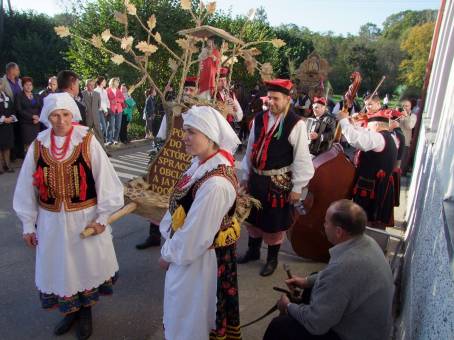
[338,95,398,229]
[239,79,314,276]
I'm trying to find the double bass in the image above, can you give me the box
[288,72,362,262]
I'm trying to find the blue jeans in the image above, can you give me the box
[108,113,122,142]
[99,110,107,141]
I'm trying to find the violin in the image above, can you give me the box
[349,75,388,126]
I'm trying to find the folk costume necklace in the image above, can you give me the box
[50,127,74,160]
[175,149,234,190]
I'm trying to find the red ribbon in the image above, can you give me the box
[33,166,48,201]
[79,164,87,201]
[218,149,235,167]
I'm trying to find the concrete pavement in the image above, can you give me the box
[0,142,407,340]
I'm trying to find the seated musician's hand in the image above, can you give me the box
[285,276,310,289]
[277,294,290,314]
[288,191,301,204]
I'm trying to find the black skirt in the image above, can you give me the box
[0,123,14,149]
[246,172,294,233]
[21,123,40,145]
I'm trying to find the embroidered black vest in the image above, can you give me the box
[353,131,397,197]
[33,132,97,212]
[168,165,238,248]
[252,110,300,170]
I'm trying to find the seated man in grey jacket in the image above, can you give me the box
[263,199,394,340]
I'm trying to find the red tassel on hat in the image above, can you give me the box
[360,190,368,197]
[79,164,87,201]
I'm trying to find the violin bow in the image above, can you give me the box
[359,75,386,114]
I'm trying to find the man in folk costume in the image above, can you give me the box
[338,95,398,229]
[13,92,124,340]
[159,106,242,340]
[240,79,315,276]
[216,67,243,124]
[308,97,337,156]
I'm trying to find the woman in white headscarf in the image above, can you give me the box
[159,106,242,340]
[13,92,124,340]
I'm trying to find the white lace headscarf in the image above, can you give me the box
[182,106,241,154]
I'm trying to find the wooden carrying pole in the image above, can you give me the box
[80,202,138,238]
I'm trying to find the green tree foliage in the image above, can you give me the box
[382,9,437,40]
[1,3,437,100]
[358,23,382,41]
[208,9,281,89]
[273,24,314,79]
[345,43,379,92]
[67,0,194,108]
[399,22,435,89]
[0,11,70,87]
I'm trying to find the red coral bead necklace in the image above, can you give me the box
[50,127,74,160]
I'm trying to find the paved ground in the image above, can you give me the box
[0,142,407,340]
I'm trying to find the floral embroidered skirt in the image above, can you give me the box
[210,244,242,340]
[39,272,118,315]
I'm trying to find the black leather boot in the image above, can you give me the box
[77,306,92,340]
[237,237,262,264]
[136,222,161,249]
[260,244,280,277]
[54,311,78,335]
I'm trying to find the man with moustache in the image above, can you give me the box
[239,79,314,276]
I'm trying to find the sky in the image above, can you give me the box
[11,0,441,35]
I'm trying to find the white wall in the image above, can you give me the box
[397,1,454,338]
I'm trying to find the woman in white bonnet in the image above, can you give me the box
[159,106,242,340]
[13,92,124,340]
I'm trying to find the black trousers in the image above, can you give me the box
[119,115,129,143]
[263,275,341,340]
[263,315,341,340]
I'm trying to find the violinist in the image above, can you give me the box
[308,97,337,156]
[337,95,398,229]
